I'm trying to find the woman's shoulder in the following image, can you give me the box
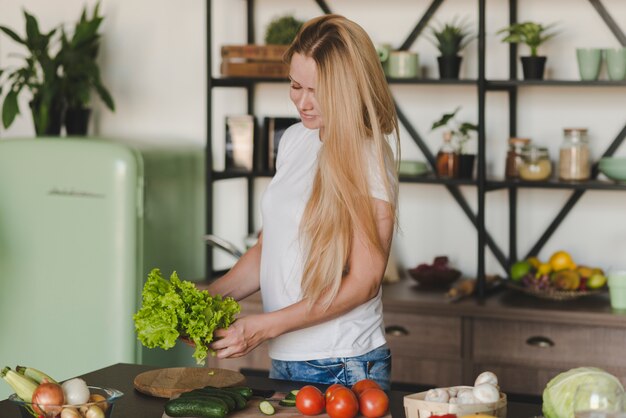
[278,122,319,153]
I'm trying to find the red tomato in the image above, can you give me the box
[326,386,359,418]
[359,388,389,418]
[430,414,457,418]
[351,378,381,398]
[296,385,325,416]
[325,383,345,402]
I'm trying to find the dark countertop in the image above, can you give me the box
[381,278,626,328]
[0,363,542,417]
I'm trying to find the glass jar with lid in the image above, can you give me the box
[505,137,531,179]
[519,146,552,181]
[559,128,590,181]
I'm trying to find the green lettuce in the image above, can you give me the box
[542,367,624,418]
[133,268,240,364]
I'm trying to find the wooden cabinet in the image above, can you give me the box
[383,311,463,387]
[204,280,626,396]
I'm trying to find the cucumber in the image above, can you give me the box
[223,386,253,400]
[259,400,275,415]
[278,399,296,407]
[164,397,228,418]
[197,387,247,410]
[179,391,236,412]
[285,390,298,401]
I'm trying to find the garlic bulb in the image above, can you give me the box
[473,383,500,403]
[474,371,499,388]
[424,388,450,403]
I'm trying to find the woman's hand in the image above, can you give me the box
[209,314,268,359]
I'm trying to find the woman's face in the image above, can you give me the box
[289,53,323,130]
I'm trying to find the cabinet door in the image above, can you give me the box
[384,311,463,387]
[472,318,626,395]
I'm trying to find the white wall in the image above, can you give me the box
[1,0,625,276]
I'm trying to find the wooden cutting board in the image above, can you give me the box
[163,397,393,418]
[134,367,246,398]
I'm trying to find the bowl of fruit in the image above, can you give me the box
[506,250,608,301]
[3,366,123,418]
[408,256,462,289]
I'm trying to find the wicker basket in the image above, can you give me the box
[403,386,507,418]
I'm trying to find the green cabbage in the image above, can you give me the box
[133,268,240,364]
[542,367,624,418]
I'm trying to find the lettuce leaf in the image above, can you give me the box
[133,268,240,364]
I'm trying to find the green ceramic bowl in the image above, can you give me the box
[599,157,626,182]
[399,160,429,176]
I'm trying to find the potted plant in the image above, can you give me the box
[428,17,475,79]
[58,2,115,136]
[432,107,478,179]
[497,21,558,80]
[0,11,63,135]
[264,15,304,45]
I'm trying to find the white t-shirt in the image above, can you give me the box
[259,122,393,361]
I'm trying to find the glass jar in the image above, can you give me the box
[436,131,459,178]
[520,146,552,181]
[505,137,531,179]
[559,128,590,181]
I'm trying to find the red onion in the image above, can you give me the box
[31,382,65,415]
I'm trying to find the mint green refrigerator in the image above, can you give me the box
[0,138,206,399]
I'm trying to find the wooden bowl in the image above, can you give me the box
[408,268,461,289]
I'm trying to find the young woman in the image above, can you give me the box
[207,14,399,390]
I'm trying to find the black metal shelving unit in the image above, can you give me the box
[206,0,626,297]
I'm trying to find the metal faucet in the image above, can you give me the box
[203,234,243,259]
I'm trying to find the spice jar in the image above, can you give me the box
[520,146,552,181]
[559,128,590,181]
[436,131,459,178]
[505,137,531,179]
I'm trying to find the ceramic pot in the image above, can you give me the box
[521,56,547,80]
[437,55,463,79]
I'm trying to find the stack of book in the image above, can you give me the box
[220,44,289,78]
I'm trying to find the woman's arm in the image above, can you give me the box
[202,232,264,301]
[210,198,394,358]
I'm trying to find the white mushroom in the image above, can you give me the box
[424,388,450,403]
[473,383,500,403]
[456,388,478,404]
[448,397,458,404]
[474,371,499,388]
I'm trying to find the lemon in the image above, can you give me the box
[549,250,576,272]
[510,260,531,281]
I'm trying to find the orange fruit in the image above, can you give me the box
[549,251,576,272]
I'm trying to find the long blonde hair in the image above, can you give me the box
[285,14,400,309]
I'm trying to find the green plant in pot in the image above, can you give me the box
[497,21,558,80]
[429,17,475,79]
[0,11,63,136]
[432,107,478,179]
[264,15,304,45]
[59,2,114,136]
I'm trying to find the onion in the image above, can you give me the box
[61,378,90,405]
[32,382,65,415]
[61,407,82,418]
[84,405,105,418]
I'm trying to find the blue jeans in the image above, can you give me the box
[269,344,391,390]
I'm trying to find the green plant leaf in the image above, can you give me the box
[1,90,20,129]
[0,25,26,45]
[431,107,460,130]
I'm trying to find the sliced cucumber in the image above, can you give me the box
[278,399,296,407]
[285,390,298,401]
[259,400,276,415]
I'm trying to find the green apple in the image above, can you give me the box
[587,273,607,289]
